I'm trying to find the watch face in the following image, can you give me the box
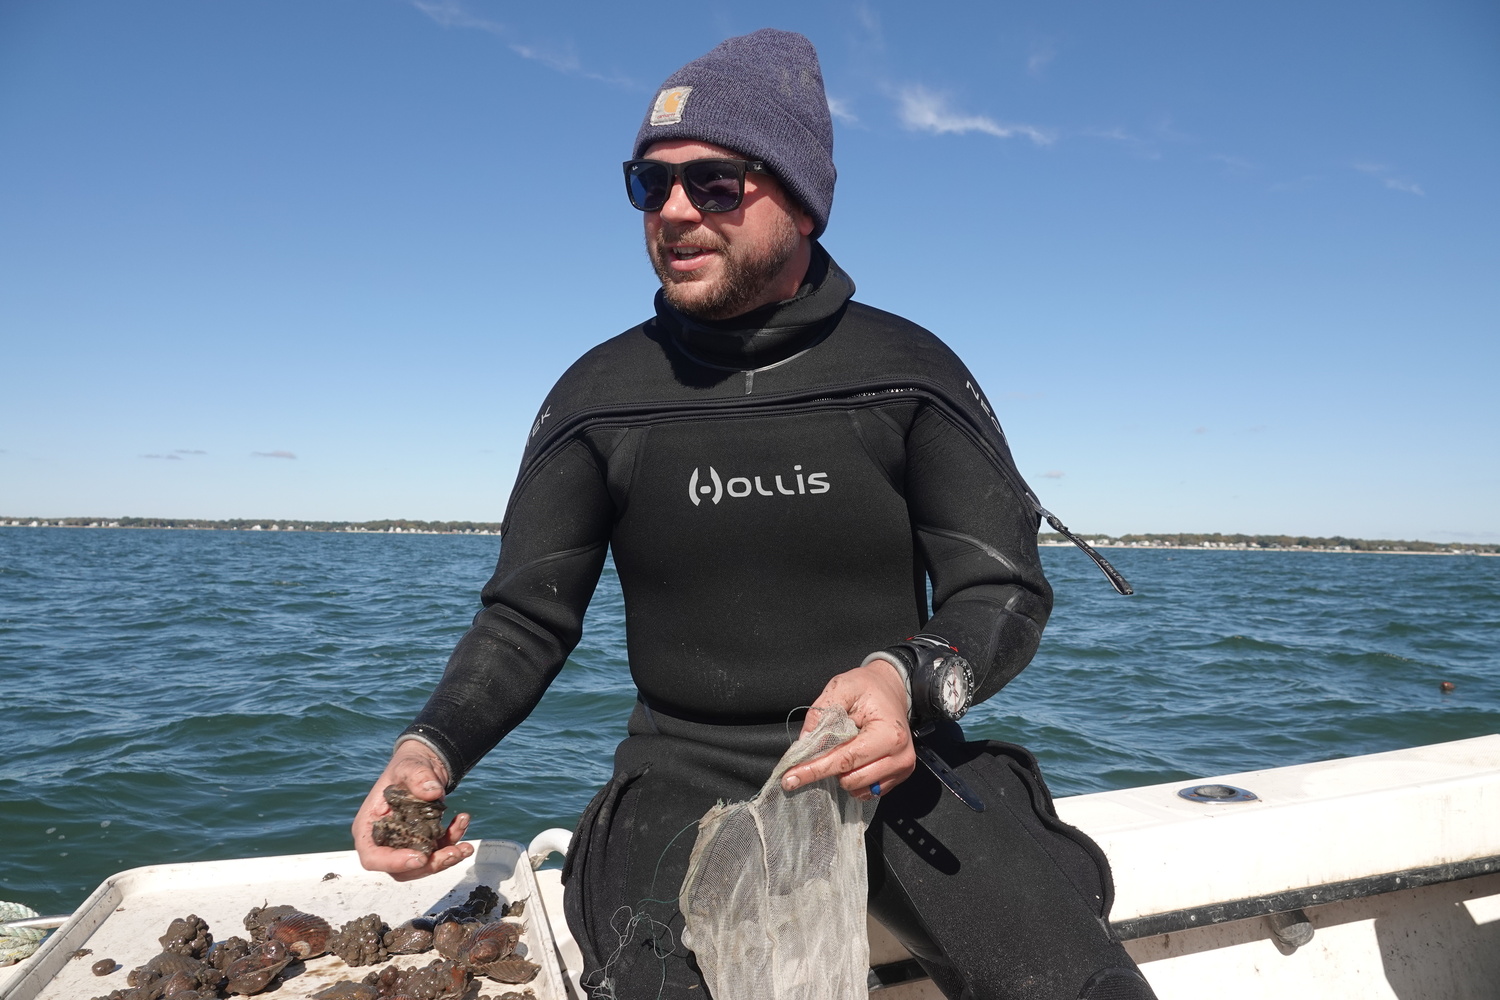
[937,656,971,716]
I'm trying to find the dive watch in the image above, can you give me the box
[872,634,974,725]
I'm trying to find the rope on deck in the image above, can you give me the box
[0,901,46,966]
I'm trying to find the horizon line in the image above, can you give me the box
[2,517,1495,551]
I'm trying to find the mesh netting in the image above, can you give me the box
[679,708,876,1000]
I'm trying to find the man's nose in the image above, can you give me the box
[657,177,703,224]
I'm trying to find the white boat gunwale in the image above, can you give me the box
[1110,852,1500,939]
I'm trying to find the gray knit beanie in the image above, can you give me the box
[633,29,835,237]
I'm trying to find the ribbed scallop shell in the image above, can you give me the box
[267,912,332,959]
[476,956,540,984]
[461,921,520,965]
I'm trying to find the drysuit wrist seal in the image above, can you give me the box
[880,634,974,726]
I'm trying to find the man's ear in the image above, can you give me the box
[795,205,815,238]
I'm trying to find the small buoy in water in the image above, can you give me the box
[1440,681,1456,693]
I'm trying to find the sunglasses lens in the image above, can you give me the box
[624,159,747,212]
[627,162,671,211]
[683,161,743,212]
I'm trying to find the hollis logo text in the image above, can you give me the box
[689,466,830,506]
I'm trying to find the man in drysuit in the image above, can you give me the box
[353,28,1156,1000]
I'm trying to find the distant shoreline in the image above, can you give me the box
[1039,540,1498,557]
[2,517,1496,555]
[0,516,500,536]
[1042,531,1498,556]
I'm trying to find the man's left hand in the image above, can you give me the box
[780,659,915,801]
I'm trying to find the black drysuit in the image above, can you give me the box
[404,247,1155,1000]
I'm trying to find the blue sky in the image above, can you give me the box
[2,0,1496,541]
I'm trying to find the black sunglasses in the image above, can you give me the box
[623,158,770,213]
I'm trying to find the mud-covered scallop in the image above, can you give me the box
[370,785,446,852]
[432,917,474,961]
[361,956,471,1000]
[158,914,212,958]
[223,939,294,996]
[242,904,299,943]
[383,916,435,955]
[329,913,389,967]
[125,951,226,997]
[311,982,379,1000]
[206,936,252,972]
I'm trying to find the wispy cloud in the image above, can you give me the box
[411,0,635,88]
[253,450,297,460]
[412,0,504,36]
[895,85,1054,145]
[1150,115,1193,144]
[1206,153,1256,175]
[827,96,859,125]
[1270,174,1322,193]
[1354,162,1425,196]
[1080,126,1161,160]
[852,0,884,51]
[1042,470,1065,479]
[1027,42,1057,78]
[144,448,206,460]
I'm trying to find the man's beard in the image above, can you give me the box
[647,217,802,321]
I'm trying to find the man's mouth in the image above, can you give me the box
[662,241,720,274]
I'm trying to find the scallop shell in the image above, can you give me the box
[243,904,298,942]
[461,922,520,966]
[432,919,473,960]
[224,940,293,995]
[310,982,379,1000]
[158,971,199,996]
[370,786,445,852]
[477,956,540,984]
[382,918,435,955]
[206,936,252,972]
[158,914,213,958]
[267,912,332,959]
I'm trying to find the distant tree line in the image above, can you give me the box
[4,518,1495,553]
[1,516,505,534]
[1039,531,1498,554]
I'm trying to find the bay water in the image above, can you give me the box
[2,527,1496,917]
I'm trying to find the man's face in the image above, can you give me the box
[641,140,814,321]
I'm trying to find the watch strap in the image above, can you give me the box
[875,634,972,725]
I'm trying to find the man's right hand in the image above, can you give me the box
[352,741,474,881]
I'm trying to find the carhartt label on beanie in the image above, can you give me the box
[634,28,836,237]
[650,86,694,126]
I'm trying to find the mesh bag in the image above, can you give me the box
[679,708,877,1000]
